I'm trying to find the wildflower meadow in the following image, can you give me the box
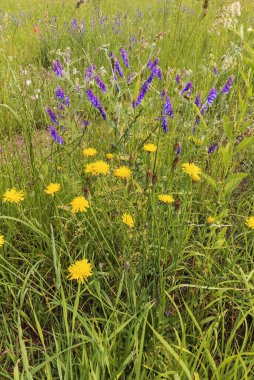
[1,0,254,378]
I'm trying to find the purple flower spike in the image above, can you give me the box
[195,94,202,108]
[207,88,217,106]
[208,142,219,154]
[163,96,174,118]
[86,88,106,120]
[120,48,129,67]
[175,74,180,84]
[181,81,193,94]
[94,74,106,93]
[49,126,64,144]
[162,117,168,133]
[213,67,218,75]
[85,64,96,83]
[53,59,64,77]
[56,86,65,100]
[222,75,234,94]
[46,107,58,125]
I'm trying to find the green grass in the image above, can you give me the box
[1,0,254,378]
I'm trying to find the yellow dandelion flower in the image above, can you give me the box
[207,216,215,224]
[191,174,201,182]
[143,143,157,153]
[122,213,134,228]
[70,196,89,213]
[0,235,4,248]
[106,153,113,160]
[3,188,26,204]
[182,163,202,177]
[158,194,175,204]
[67,258,93,283]
[83,147,97,157]
[85,160,110,176]
[45,183,61,195]
[114,166,131,179]
[245,216,254,230]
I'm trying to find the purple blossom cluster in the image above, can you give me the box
[120,48,130,68]
[110,51,124,77]
[222,75,234,94]
[86,88,106,120]
[49,125,64,145]
[53,59,64,77]
[160,93,174,133]
[55,86,70,110]
[84,64,106,93]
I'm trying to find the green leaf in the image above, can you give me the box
[224,173,248,195]
[202,173,218,190]
[236,136,254,153]
[222,115,233,139]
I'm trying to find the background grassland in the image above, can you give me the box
[1,0,254,379]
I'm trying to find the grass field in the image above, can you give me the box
[1,0,254,378]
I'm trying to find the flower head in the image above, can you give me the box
[85,160,110,175]
[53,59,64,77]
[114,166,131,179]
[67,258,93,283]
[86,89,106,120]
[106,153,114,160]
[70,196,89,213]
[245,216,254,230]
[222,75,234,94]
[45,183,61,196]
[144,143,157,153]
[122,213,134,228]
[0,235,4,248]
[49,126,64,145]
[158,194,175,204]
[182,163,202,179]
[207,216,215,224]
[3,188,26,204]
[83,148,98,157]
[191,174,201,182]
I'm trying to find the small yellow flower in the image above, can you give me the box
[106,153,113,160]
[0,235,4,248]
[3,188,26,204]
[85,160,110,176]
[245,216,254,230]
[83,147,97,157]
[158,194,175,204]
[45,183,61,195]
[143,143,157,153]
[191,174,201,182]
[67,259,93,283]
[122,213,134,228]
[114,166,131,179]
[207,216,215,224]
[70,196,89,213]
[182,162,202,177]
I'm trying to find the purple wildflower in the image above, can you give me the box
[161,89,166,99]
[208,142,219,154]
[222,75,234,94]
[213,66,218,75]
[207,88,217,106]
[86,88,106,120]
[72,18,78,31]
[94,74,106,92]
[163,96,174,118]
[46,107,58,125]
[65,97,70,107]
[85,64,96,83]
[53,59,64,77]
[154,67,162,80]
[195,94,202,108]
[176,144,182,155]
[120,48,129,67]
[55,86,65,100]
[175,74,180,84]
[110,51,124,77]
[49,126,63,144]
[147,58,159,71]
[181,81,193,94]
[162,117,168,133]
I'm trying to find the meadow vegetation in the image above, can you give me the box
[1,0,254,378]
